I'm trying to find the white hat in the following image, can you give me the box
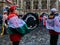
[51,8,58,12]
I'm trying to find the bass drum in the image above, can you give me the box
[22,13,39,30]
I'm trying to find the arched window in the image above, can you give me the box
[33,0,38,9]
[41,0,47,9]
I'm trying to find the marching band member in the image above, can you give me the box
[7,5,30,45]
[46,8,60,45]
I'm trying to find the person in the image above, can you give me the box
[43,14,47,27]
[7,5,30,45]
[39,13,45,27]
[7,5,22,45]
[1,7,9,35]
[46,8,60,45]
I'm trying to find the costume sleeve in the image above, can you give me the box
[54,16,60,27]
[9,16,20,28]
[13,16,19,27]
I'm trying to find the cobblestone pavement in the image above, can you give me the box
[0,26,60,45]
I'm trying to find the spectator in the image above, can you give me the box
[43,14,47,27]
[39,13,45,26]
[1,7,9,35]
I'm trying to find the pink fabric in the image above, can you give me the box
[3,15,8,20]
[54,17,60,27]
[43,16,47,26]
[8,13,20,28]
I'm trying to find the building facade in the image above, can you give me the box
[0,0,59,15]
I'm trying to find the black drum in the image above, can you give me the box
[22,13,39,30]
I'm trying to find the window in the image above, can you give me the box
[0,2,3,14]
[33,0,38,9]
[50,0,56,9]
[59,0,60,12]
[13,0,17,5]
[41,0,47,9]
[19,0,21,8]
[26,0,31,9]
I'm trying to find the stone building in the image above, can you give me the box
[0,0,60,14]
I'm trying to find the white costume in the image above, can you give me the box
[46,18,55,30]
[54,16,60,32]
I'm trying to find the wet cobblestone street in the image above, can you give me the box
[0,26,60,45]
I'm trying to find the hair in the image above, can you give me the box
[50,12,55,16]
[48,12,55,19]
[7,9,14,15]
[4,7,10,15]
[9,9,14,12]
[40,13,45,17]
[7,9,10,15]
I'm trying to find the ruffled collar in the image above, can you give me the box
[8,12,17,20]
